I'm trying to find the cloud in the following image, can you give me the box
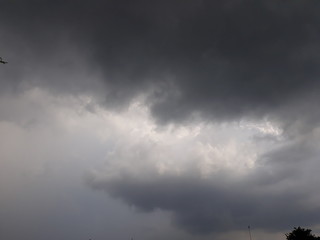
[1,1,320,125]
[2,1,320,238]
[87,133,320,234]
[0,89,190,240]
[84,102,320,234]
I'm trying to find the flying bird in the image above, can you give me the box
[0,57,8,64]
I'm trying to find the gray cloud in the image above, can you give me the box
[1,0,320,124]
[88,133,320,234]
[2,1,320,238]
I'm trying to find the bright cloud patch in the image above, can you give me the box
[82,93,283,180]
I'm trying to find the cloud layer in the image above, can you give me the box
[2,1,320,238]
[87,116,320,234]
[1,1,320,123]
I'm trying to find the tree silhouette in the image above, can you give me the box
[286,227,320,240]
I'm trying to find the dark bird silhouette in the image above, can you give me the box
[0,57,8,64]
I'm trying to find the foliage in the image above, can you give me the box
[286,227,320,240]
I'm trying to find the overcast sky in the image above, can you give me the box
[1,1,320,240]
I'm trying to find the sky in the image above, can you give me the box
[1,1,320,240]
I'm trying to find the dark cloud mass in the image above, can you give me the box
[87,134,320,234]
[2,0,320,238]
[1,0,320,122]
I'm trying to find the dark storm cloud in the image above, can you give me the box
[87,174,319,235]
[3,1,320,236]
[87,135,320,234]
[1,0,320,123]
